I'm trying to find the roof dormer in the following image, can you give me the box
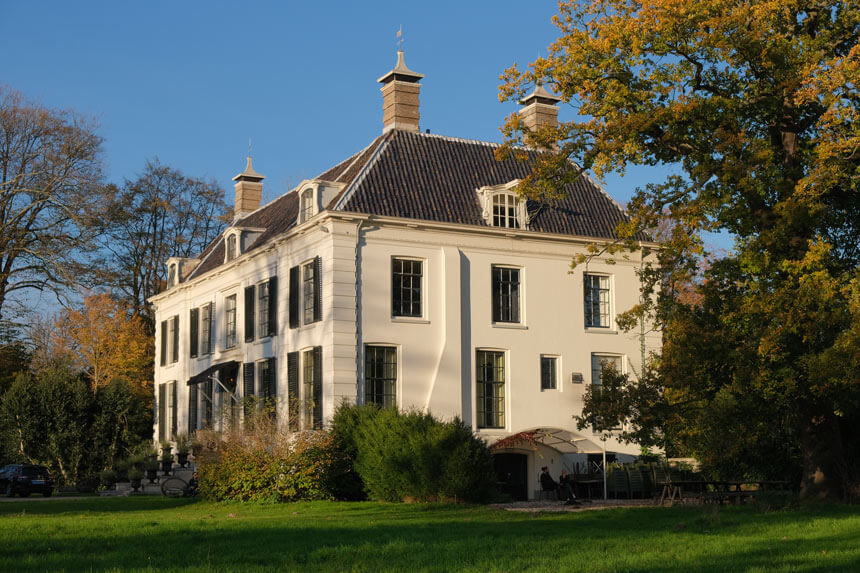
[295,180,346,225]
[223,226,266,263]
[165,257,200,289]
[476,180,530,230]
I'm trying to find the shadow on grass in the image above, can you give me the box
[1,503,859,571]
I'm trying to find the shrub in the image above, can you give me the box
[197,407,349,502]
[332,404,497,503]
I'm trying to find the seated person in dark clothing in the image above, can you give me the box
[540,466,578,504]
[559,469,578,503]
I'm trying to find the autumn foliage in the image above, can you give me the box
[52,293,152,391]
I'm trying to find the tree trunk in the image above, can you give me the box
[799,415,847,501]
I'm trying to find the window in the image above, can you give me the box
[491,266,520,323]
[302,348,322,429]
[188,384,198,433]
[591,354,623,386]
[492,193,520,228]
[167,264,177,288]
[290,258,321,328]
[392,258,422,317]
[200,303,213,354]
[476,350,505,429]
[225,294,237,349]
[541,355,558,390]
[257,277,277,338]
[189,308,199,358]
[584,274,611,328]
[157,382,177,441]
[226,233,237,262]
[300,188,314,222]
[259,357,276,400]
[160,315,179,365]
[365,346,396,407]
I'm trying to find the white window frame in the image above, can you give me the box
[476,180,530,230]
[540,354,559,391]
[391,257,425,320]
[491,265,522,325]
[364,344,399,408]
[476,348,507,430]
[225,232,239,262]
[299,187,316,223]
[302,260,316,325]
[167,263,177,288]
[257,279,270,339]
[224,294,237,349]
[584,273,613,329]
[590,353,624,386]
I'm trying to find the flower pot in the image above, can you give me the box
[130,478,142,493]
[160,460,173,475]
[177,452,189,468]
[146,469,159,484]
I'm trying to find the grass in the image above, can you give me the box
[1,498,859,572]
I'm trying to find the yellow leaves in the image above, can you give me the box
[52,293,152,391]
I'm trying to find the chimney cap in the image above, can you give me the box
[232,156,265,182]
[378,50,424,84]
[519,84,562,106]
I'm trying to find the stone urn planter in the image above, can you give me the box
[176,452,189,468]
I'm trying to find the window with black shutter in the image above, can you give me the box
[266,357,277,399]
[312,346,322,428]
[244,285,255,342]
[188,384,198,433]
[190,308,199,358]
[243,362,255,416]
[170,381,177,439]
[160,321,167,366]
[313,256,322,323]
[287,351,299,431]
[157,383,166,441]
[200,303,213,354]
[171,315,179,363]
[289,266,300,328]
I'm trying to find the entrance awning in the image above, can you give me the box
[490,428,603,455]
[187,361,239,389]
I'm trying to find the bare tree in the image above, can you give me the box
[0,86,105,325]
[102,159,230,333]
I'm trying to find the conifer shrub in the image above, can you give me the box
[331,403,497,503]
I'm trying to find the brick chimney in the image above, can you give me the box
[518,85,561,135]
[232,156,264,220]
[377,50,423,133]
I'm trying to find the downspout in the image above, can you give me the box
[354,218,366,405]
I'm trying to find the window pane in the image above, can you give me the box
[302,349,315,428]
[258,281,269,338]
[584,274,611,327]
[492,267,520,323]
[541,356,557,390]
[392,258,423,317]
[225,295,237,348]
[365,346,397,408]
[303,262,315,324]
[476,350,505,429]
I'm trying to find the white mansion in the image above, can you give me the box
[150,51,660,500]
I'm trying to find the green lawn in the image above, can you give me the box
[1,498,859,572]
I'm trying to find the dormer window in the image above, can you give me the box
[477,180,530,230]
[300,188,315,222]
[493,194,520,228]
[226,233,238,262]
[167,264,177,288]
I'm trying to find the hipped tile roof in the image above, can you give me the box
[186,129,635,282]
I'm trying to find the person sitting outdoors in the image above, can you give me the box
[540,466,578,505]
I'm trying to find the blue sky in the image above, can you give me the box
[1,0,676,208]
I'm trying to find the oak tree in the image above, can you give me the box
[501,1,860,498]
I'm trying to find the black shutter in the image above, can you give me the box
[188,384,198,433]
[172,315,179,363]
[189,308,199,358]
[160,321,167,366]
[243,362,255,416]
[289,266,300,328]
[287,351,299,430]
[170,382,177,438]
[267,276,278,336]
[268,357,277,399]
[244,285,255,342]
[158,384,166,442]
[313,256,322,323]
[312,346,322,428]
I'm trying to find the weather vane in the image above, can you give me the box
[397,26,403,51]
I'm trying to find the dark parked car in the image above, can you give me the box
[0,464,53,497]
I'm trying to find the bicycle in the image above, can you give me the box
[160,475,198,498]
